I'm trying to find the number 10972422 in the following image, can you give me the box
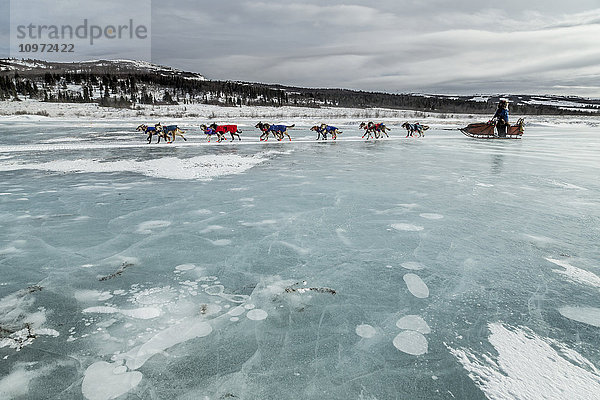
[18,44,75,53]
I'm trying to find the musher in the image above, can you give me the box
[493,99,510,137]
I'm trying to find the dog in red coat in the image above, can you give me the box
[209,124,242,141]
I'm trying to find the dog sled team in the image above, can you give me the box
[135,100,526,143]
[136,120,433,144]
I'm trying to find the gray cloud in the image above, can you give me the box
[147,1,600,96]
[4,0,599,96]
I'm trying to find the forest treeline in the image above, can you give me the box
[1,59,598,115]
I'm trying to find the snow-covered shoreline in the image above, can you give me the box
[0,99,457,122]
[1,99,599,128]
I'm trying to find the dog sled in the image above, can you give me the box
[460,118,525,139]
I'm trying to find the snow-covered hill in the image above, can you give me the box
[0,58,206,81]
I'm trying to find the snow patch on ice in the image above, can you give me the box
[199,225,224,234]
[549,180,588,191]
[136,220,171,234]
[335,228,353,246]
[0,154,270,181]
[36,328,60,337]
[391,223,424,232]
[241,220,277,227]
[175,264,196,272]
[546,258,600,288]
[227,306,246,317]
[393,331,428,355]
[0,363,57,398]
[82,361,143,400]
[401,262,425,271]
[0,246,19,255]
[559,307,600,328]
[132,287,177,305]
[206,239,232,246]
[355,324,377,339]
[246,309,268,321]
[114,318,213,370]
[523,234,556,245]
[396,315,431,334]
[74,290,113,303]
[448,323,600,400]
[273,241,310,255]
[0,287,52,351]
[403,274,430,298]
[397,203,419,209]
[205,285,250,304]
[419,213,444,220]
[83,306,161,320]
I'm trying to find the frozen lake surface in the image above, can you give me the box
[1,120,600,399]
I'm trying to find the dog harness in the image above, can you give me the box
[162,125,178,132]
[269,125,289,132]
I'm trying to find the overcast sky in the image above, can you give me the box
[3,1,600,96]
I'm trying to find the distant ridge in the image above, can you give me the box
[0,58,206,81]
[1,58,598,115]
